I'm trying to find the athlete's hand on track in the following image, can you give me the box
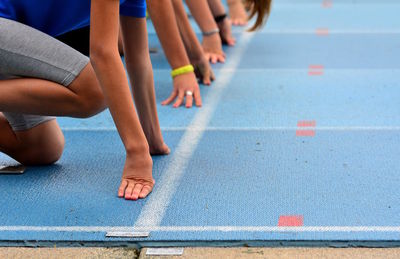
[202,34,226,64]
[162,72,202,108]
[118,153,154,201]
[192,56,216,86]
[218,18,236,46]
[228,0,249,26]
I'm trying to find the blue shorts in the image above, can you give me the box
[0,0,146,37]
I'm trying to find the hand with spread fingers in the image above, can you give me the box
[162,71,202,108]
[202,33,226,64]
[192,56,216,85]
[118,154,155,200]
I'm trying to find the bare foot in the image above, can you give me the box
[218,18,236,46]
[228,0,248,26]
[118,153,154,201]
[150,142,170,156]
[202,34,226,64]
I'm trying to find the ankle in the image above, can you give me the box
[126,143,149,158]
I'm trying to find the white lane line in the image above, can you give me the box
[253,29,400,34]
[154,29,400,36]
[61,126,400,132]
[160,126,400,131]
[2,226,400,233]
[133,32,255,228]
[272,3,400,6]
[61,127,117,131]
[154,68,400,72]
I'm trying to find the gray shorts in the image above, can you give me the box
[0,18,89,131]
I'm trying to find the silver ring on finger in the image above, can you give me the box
[185,91,193,96]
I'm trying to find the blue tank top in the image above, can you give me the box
[0,0,146,36]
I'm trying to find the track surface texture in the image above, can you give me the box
[1,0,399,248]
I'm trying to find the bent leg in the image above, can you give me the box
[0,18,106,118]
[0,113,64,166]
[0,18,106,166]
[0,64,106,118]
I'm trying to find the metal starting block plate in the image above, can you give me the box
[0,165,26,175]
[105,231,150,238]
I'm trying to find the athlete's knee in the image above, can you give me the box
[22,138,64,165]
[69,63,107,118]
[76,84,106,118]
[14,121,65,165]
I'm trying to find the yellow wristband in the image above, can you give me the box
[171,65,194,78]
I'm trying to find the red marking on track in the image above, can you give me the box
[297,120,316,136]
[296,130,316,137]
[308,65,324,76]
[308,71,324,76]
[297,120,316,127]
[309,65,324,70]
[278,215,304,227]
[322,0,333,8]
[316,28,330,36]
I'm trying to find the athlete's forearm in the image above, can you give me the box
[91,55,149,154]
[185,0,218,32]
[120,16,164,148]
[146,0,190,69]
[171,0,204,61]
[207,0,226,16]
[90,1,149,155]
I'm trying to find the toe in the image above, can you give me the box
[118,180,128,198]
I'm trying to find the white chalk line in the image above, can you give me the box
[254,29,400,35]
[272,3,400,7]
[172,28,400,36]
[61,126,400,132]
[2,226,400,233]
[133,32,255,228]
[153,68,400,72]
[151,28,400,37]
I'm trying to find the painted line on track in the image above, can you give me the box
[3,226,400,233]
[133,32,255,228]
[61,126,400,132]
[153,68,400,72]
[270,3,400,7]
[252,30,400,34]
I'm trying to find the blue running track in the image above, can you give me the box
[1,0,400,247]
